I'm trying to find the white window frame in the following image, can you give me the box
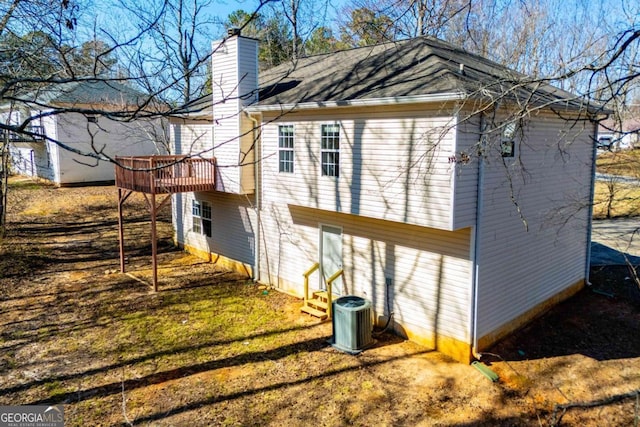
[321,123,340,177]
[500,122,517,158]
[278,124,295,173]
[192,199,212,237]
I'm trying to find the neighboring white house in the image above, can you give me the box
[170,34,601,363]
[1,80,163,186]
[598,118,639,151]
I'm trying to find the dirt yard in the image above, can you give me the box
[0,177,639,426]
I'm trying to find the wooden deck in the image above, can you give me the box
[115,155,217,291]
[115,155,216,194]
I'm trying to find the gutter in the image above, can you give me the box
[247,92,467,113]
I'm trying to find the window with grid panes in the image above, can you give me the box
[278,125,294,173]
[192,200,212,237]
[321,124,340,177]
[500,122,517,157]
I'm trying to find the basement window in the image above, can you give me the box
[321,124,340,177]
[192,200,212,237]
[278,125,294,173]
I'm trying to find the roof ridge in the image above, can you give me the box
[252,35,596,113]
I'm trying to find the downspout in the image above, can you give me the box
[584,119,600,286]
[248,112,261,283]
[51,115,61,184]
[470,112,487,361]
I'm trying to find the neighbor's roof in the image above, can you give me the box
[252,36,602,113]
[169,93,214,120]
[599,117,640,133]
[10,80,147,108]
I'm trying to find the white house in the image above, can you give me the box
[169,33,600,363]
[597,118,639,151]
[2,80,163,186]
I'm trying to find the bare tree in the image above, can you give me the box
[277,0,331,58]
[338,7,397,47]
[0,0,273,236]
[0,0,83,234]
[113,0,217,105]
[337,0,470,40]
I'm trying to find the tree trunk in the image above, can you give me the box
[606,180,616,219]
[290,0,299,60]
[0,137,9,239]
[416,0,426,36]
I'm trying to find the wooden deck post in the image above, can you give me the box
[117,188,132,273]
[150,192,158,292]
[118,188,125,273]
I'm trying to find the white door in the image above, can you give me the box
[320,225,343,295]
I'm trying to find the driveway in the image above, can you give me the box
[595,172,640,185]
[591,218,640,265]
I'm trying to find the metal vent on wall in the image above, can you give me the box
[331,296,374,354]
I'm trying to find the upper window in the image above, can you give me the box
[192,200,212,237]
[500,122,517,158]
[278,125,294,173]
[321,124,340,177]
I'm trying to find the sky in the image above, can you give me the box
[204,0,347,34]
[208,0,260,19]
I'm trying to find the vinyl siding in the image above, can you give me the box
[171,121,213,155]
[239,113,256,192]
[451,115,480,229]
[212,37,240,192]
[5,110,161,185]
[43,115,59,182]
[7,110,55,182]
[211,37,258,194]
[173,191,256,266]
[260,104,467,231]
[474,111,594,340]
[9,144,53,180]
[237,37,258,107]
[54,112,160,184]
[259,203,473,342]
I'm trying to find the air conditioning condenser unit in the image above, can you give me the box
[331,295,374,354]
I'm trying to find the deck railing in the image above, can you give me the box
[303,262,320,305]
[1,126,45,142]
[325,269,344,319]
[115,155,216,194]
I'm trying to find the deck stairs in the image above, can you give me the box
[301,263,343,320]
[301,291,333,320]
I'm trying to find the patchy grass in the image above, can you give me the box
[6,175,57,190]
[593,181,640,219]
[20,193,115,216]
[594,150,640,219]
[1,180,639,426]
[597,149,640,179]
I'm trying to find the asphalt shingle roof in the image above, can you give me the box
[256,36,594,112]
[16,80,146,107]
